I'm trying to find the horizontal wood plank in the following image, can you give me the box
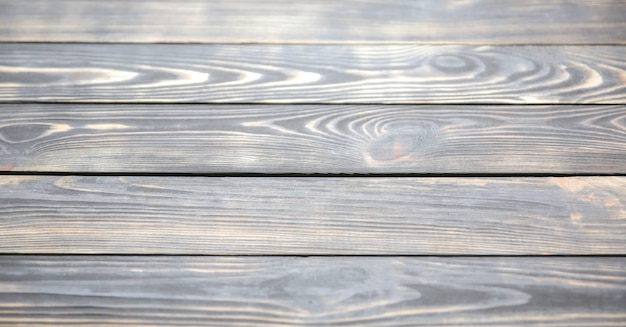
[0,44,625,104]
[0,176,625,254]
[1,104,626,174]
[1,256,625,326]
[0,0,624,44]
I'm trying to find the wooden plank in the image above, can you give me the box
[0,0,624,44]
[0,44,624,104]
[1,256,624,325]
[2,104,626,174]
[0,176,624,255]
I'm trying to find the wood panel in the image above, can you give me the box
[1,256,624,326]
[1,176,625,254]
[1,44,625,104]
[0,0,625,44]
[1,104,626,174]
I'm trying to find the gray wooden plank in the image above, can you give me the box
[1,104,626,174]
[0,0,624,44]
[0,176,624,254]
[0,256,624,326]
[0,44,624,104]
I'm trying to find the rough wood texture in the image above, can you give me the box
[0,0,625,44]
[1,256,624,326]
[1,104,626,174]
[1,1,624,325]
[1,44,625,104]
[1,176,625,255]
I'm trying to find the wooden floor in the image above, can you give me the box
[0,1,625,325]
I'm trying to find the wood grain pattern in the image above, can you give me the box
[1,256,624,326]
[1,44,625,104]
[0,176,625,255]
[1,104,626,174]
[0,0,625,44]
[1,1,623,325]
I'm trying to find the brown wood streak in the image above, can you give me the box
[0,176,624,254]
[0,44,624,103]
[0,0,624,44]
[1,104,626,173]
[0,256,624,326]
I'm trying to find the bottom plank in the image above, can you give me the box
[0,256,624,326]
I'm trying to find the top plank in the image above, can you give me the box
[0,0,624,44]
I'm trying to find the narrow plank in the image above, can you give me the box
[1,256,624,326]
[0,0,624,44]
[1,176,624,254]
[1,104,626,174]
[0,44,624,104]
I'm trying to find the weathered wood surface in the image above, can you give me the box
[1,104,626,174]
[1,176,624,254]
[1,1,624,326]
[1,256,624,326]
[1,0,625,44]
[1,44,624,104]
